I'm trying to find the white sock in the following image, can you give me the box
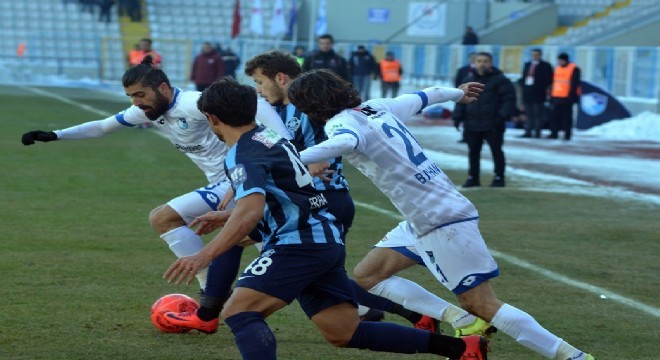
[555,342,587,360]
[368,276,475,327]
[160,226,208,289]
[491,303,562,358]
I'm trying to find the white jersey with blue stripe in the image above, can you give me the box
[111,88,288,184]
[225,126,343,250]
[322,93,479,236]
[115,89,227,183]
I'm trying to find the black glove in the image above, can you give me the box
[21,131,58,145]
[453,120,461,131]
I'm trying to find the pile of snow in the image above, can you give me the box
[582,112,660,142]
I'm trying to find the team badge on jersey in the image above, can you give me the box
[229,164,247,185]
[286,117,301,132]
[177,118,189,129]
[251,129,282,148]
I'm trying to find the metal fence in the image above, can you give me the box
[1,37,658,103]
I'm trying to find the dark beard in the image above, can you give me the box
[143,91,170,120]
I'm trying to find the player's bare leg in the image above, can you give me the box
[354,247,483,331]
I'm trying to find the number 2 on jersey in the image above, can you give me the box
[381,120,428,166]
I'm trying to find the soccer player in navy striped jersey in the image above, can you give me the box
[243,50,465,330]
[288,69,595,360]
[163,78,488,360]
[166,50,436,332]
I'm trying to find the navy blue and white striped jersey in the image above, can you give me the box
[225,126,343,250]
[276,103,349,191]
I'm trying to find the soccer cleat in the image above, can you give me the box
[165,311,219,334]
[414,315,441,334]
[585,355,595,360]
[453,335,488,360]
[454,318,497,338]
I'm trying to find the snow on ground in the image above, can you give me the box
[409,111,660,206]
[581,112,660,142]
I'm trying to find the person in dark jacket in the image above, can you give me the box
[349,45,377,101]
[518,48,553,138]
[190,42,225,92]
[462,26,479,45]
[216,45,240,79]
[302,34,350,82]
[453,52,516,188]
[454,52,476,88]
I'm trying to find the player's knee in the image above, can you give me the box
[352,266,382,290]
[149,204,184,234]
[458,297,498,321]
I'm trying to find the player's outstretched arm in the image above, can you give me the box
[373,84,482,122]
[22,117,128,146]
[21,131,58,145]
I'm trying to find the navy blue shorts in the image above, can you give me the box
[235,243,357,318]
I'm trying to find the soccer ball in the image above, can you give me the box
[150,293,199,333]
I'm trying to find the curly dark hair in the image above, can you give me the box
[122,56,170,89]
[244,50,302,79]
[197,77,257,127]
[287,69,361,123]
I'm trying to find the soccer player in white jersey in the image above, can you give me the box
[288,69,596,360]
[20,57,289,292]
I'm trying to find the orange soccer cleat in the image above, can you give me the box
[165,311,219,334]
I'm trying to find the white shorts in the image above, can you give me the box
[166,180,234,225]
[375,219,499,294]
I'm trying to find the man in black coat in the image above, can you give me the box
[349,45,377,101]
[454,52,476,88]
[519,48,553,138]
[302,34,350,82]
[453,52,516,188]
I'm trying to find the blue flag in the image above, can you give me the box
[577,80,631,130]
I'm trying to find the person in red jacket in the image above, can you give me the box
[190,42,226,92]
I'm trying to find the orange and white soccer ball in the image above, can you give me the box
[150,293,199,333]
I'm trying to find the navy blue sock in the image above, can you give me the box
[349,279,394,311]
[347,321,430,353]
[225,312,276,360]
[205,245,244,298]
[349,279,423,324]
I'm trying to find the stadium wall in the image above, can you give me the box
[595,20,660,47]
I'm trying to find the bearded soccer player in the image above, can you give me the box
[21,56,288,298]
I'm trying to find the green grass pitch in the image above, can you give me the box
[1,85,658,359]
